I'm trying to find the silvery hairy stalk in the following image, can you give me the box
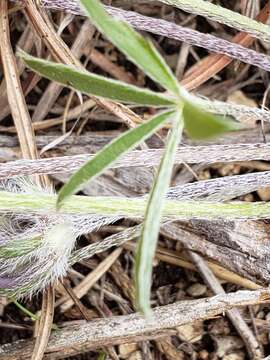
[25,0,270,75]
[0,179,119,298]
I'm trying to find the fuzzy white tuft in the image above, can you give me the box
[0,178,120,298]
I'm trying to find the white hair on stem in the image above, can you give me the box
[0,178,120,298]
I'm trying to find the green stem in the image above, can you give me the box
[12,299,39,321]
[136,109,184,315]
[0,191,270,220]
[158,0,270,42]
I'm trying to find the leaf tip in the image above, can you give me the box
[183,100,242,140]
[16,48,27,60]
[56,193,64,211]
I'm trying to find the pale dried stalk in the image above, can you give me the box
[0,25,34,122]
[0,288,270,359]
[0,1,37,160]
[31,286,55,360]
[23,0,270,74]
[167,171,270,202]
[1,144,270,180]
[24,0,144,129]
[157,0,270,42]
[189,251,262,359]
[0,3,53,358]
[59,248,122,312]
[32,20,95,122]
[124,241,261,290]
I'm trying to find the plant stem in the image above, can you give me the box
[1,191,270,220]
[12,300,39,321]
[157,0,270,43]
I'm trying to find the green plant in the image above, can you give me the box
[5,0,240,314]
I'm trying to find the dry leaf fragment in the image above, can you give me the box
[177,321,204,343]
[227,90,258,127]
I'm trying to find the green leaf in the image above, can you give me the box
[0,236,41,258]
[135,109,184,316]
[80,0,180,96]
[19,51,176,107]
[183,100,240,139]
[57,109,176,207]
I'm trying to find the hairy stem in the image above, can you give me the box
[158,0,270,42]
[21,1,270,73]
[1,191,270,219]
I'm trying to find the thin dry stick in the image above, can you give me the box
[18,0,270,91]
[124,241,261,290]
[157,0,270,42]
[0,1,37,160]
[32,20,95,122]
[0,3,53,359]
[2,144,270,179]
[0,288,270,359]
[31,286,55,360]
[23,1,270,74]
[24,0,145,129]
[58,248,122,312]
[188,251,263,359]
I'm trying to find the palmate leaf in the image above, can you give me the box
[135,109,184,316]
[57,110,176,207]
[19,51,176,107]
[80,0,180,96]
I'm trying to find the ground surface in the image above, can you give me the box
[1,1,270,359]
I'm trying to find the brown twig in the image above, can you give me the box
[188,251,263,359]
[31,286,55,360]
[23,0,144,128]
[0,4,53,359]
[0,1,37,160]
[19,0,270,90]
[1,288,270,359]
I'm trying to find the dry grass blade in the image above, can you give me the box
[0,25,35,122]
[58,248,122,312]
[0,288,270,359]
[0,3,53,359]
[24,0,78,66]
[31,286,55,360]
[24,0,145,129]
[189,251,263,359]
[32,20,95,123]
[0,0,37,160]
[182,1,270,90]
[25,0,270,90]
[124,241,261,290]
[2,144,270,180]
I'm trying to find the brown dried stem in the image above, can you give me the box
[0,289,270,359]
